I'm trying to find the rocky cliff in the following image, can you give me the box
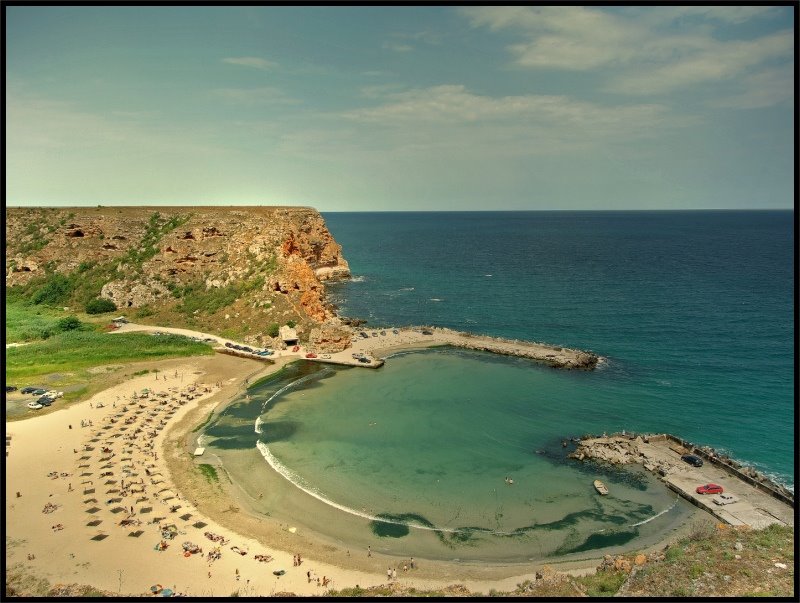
[6,206,350,346]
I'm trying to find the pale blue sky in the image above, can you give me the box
[5,5,795,210]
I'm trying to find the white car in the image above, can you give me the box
[27,402,43,410]
[713,493,739,506]
[46,391,64,398]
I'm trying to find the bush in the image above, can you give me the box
[31,273,74,306]
[85,297,117,314]
[267,323,280,338]
[56,316,82,331]
[286,320,296,328]
[135,305,154,318]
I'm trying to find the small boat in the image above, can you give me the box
[593,480,609,495]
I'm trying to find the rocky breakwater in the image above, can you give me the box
[430,327,600,370]
[569,435,648,466]
[5,206,350,342]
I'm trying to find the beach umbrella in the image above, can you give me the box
[128,530,144,538]
[86,519,102,526]
[150,584,162,593]
[110,506,125,514]
[90,534,108,541]
[161,588,173,597]
[85,506,101,514]
[179,513,192,521]
[192,521,207,529]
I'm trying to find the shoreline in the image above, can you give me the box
[3,328,719,596]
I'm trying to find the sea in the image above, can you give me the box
[203,210,794,563]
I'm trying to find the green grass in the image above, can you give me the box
[5,302,69,342]
[5,330,213,384]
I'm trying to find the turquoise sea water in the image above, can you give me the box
[204,211,794,561]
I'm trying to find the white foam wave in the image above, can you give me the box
[255,416,263,434]
[349,275,367,283]
[429,298,443,302]
[400,287,415,291]
[255,441,521,536]
[628,497,679,527]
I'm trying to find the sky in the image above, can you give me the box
[5,5,796,211]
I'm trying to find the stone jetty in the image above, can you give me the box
[569,433,794,529]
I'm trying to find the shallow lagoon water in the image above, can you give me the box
[205,350,698,562]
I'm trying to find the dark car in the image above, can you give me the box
[696,483,723,495]
[32,388,47,395]
[21,387,38,394]
[242,347,254,353]
[360,332,369,338]
[358,357,371,363]
[225,342,234,348]
[6,386,18,392]
[392,329,399,335]
[37,396,55,406]
[681,454,704,467]
[421,330,433,335]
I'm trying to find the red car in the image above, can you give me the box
[292,346,300,352]
[305,353,317,359]
[696,483,723,495]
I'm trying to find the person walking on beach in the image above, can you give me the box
[367,546,371,557]
[410,557,414,569]
[307,570,311,583]
[387,567,392,581]
[392,568,397,581]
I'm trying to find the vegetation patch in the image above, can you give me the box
[5,330,212,384]
[85,297,117,314]
[197,464,220,484]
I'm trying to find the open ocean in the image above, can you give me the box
[204,210,793,562]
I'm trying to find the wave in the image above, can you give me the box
[399,287,415,291]
[628,497,679,527]
[429,298,444,302]
[349,275,367,283]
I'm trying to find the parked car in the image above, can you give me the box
[27,402,43,410]
[37,397,54,407]
[421,330,433,335]
[371,332,378,337]
[21,387,38,394]
[225,342,234,348]
[6,385,18,392]
[380,331,386,336]
[242,347,254,353]
[32,388,47,395]
[305,353,317,359]
[392,329,399,335]
[358,357,371,363]
[696,483,723,495]
[359,332,369,338]
[681,454,704,467]
[292,346,300,352]
[713,493,738,506]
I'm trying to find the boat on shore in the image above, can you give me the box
[593,479,609,495]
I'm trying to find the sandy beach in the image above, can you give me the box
[6,328,700,596]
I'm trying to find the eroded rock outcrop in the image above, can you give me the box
[5,206,350,339]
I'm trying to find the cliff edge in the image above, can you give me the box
[6,206,350,346]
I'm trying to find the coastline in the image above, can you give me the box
[4,332,708,596]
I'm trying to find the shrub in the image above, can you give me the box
[286,320,296,328]
[85,298,117,314]
[56,316,82,331]
[135,305,154,318]
[31,273,74,306]
[267,323,280,338]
